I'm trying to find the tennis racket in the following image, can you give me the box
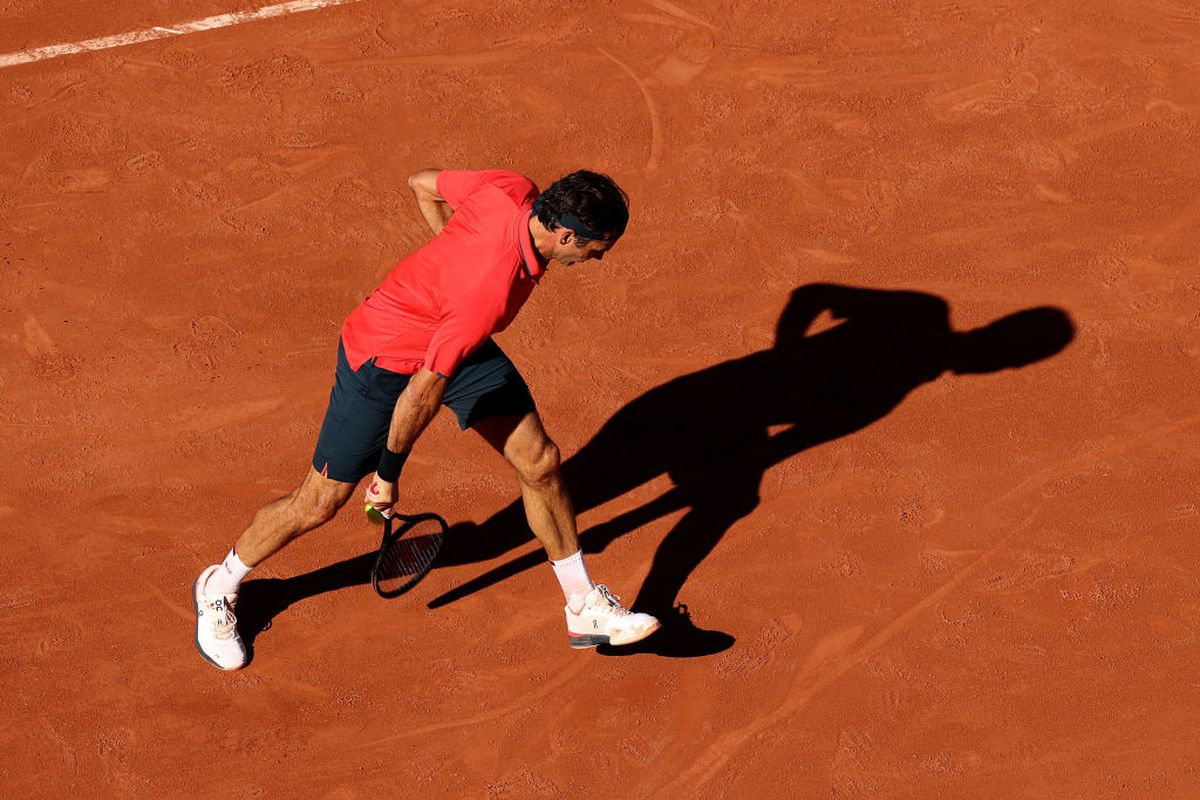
[370,512,449,598]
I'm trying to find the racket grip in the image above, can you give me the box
[365,503,394,524]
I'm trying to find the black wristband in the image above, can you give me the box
[376,447,409,483]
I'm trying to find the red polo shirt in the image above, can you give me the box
[340,170,546,377]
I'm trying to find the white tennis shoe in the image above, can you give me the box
[193,565,247,670]
[566,585,661,649]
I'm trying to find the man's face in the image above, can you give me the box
[554,231,618,265]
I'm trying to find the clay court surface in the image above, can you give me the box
[3,0,1199,796]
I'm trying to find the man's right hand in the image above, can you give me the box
[365,474,397,518]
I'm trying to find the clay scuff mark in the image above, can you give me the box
[599,48,664,173]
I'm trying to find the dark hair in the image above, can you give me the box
[533,170,629,243]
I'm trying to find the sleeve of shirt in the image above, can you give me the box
[423,276,511,379]
[436,169,537,209]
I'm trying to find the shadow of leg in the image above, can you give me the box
[434,503,532,567]
[236,551,376,663]
[428,487,688,609]
[598,494,756,658]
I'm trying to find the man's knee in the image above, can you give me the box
[291,475,352,529]
[509,435,562,488]
[296,497,340,529]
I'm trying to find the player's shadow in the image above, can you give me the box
[233,283,1074,662]
[429,282,1075,657]
[235,552,375,662]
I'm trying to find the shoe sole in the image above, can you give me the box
[193,571,244,671]
[568,633,610,649]
[569,619,662,649]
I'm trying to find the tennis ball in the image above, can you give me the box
[365,504,387,524]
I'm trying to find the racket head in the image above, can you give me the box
[371,512,449,598]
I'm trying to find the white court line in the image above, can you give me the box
[0,0,362,69]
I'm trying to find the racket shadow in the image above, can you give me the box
[236,551,376,664]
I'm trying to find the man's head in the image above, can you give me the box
[532,170,629,265]
[946,307,1075,375]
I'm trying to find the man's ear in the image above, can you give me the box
[559,230,574,245]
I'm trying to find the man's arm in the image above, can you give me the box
[386,367,446,452]
[365,367,447,515]
[408,169,452,235]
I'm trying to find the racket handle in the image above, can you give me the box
[365,503,394,524]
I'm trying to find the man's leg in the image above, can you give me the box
[473,412,660,648]
[194,338,397,671]
[475,412,578,560]
[233,467,357,566]
[194,467,356,671]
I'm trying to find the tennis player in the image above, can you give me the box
[193,169,661,670]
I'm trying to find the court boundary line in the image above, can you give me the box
[0,0,363,70]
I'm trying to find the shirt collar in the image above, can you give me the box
[515,206,547,281]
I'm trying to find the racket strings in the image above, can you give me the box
[374,517,446,595]
[378,537,435,578]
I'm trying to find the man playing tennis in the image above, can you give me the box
[193,168,661,670]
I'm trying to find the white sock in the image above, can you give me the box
[550,550,594,613]
[204,548,252,596]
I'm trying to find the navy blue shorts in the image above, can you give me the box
[312,338,536,483]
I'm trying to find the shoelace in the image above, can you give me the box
[208,597,239,641]
[594,584,630,616]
